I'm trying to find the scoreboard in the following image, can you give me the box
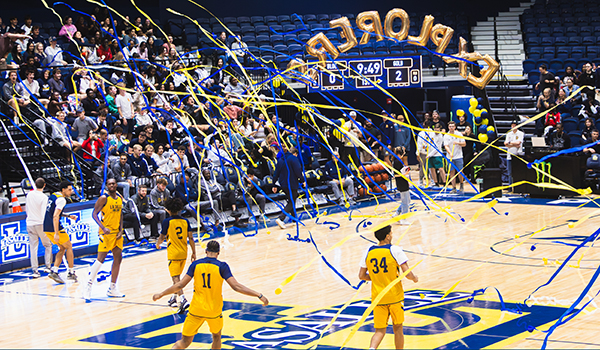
[307,55,422,92]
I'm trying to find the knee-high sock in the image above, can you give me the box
[88,260,102,285]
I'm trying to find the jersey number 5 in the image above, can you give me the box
[201,273,212,288]
[370,257,388,274]
[175,227,183,240]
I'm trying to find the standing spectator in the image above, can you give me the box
[416,121,431,186]
[115,82,134,140]
[5,17,18,33]
[131,184,160,239]
[323,151,356,205]
[443,121,466,193]
[535,64,557,97]
[504,121,524,185]
[536,87,553,136]
[81,88,100,118]
[379,111,395,147]
[26,178,52,278]
[392,113,411,165]
[391,147,410,225]
[21,16,32,35]
[426,123,446,187]
[461,125,475,182]
[113,153,133,199]
[72,107,99,143]
[58,16,77,40]
[149,177,170,223]
[272,146,304,229]
[456,113,472,134]
[577,62,597,98]
[431,110,446,131]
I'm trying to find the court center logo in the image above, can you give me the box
[0,221,28,263]
[74,289,572,349]
[61,212,89,248]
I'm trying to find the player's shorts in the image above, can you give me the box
[168,259,186,277]
[98,233,123,253]
[182,312,223,336]
[428,156,444,169]
[373,301,404,329]
[45,230,70,246]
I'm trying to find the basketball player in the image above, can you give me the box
[358,225,418,349]
[44,181,78,284]
[84,179,125,301]
[153,240,269,350]
[156,197,196,314]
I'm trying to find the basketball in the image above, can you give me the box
[380,184,387,191]
[358,188,366,197]
[365,176,372,185]
[381,173,389,181]
[374,174,382,183]
[372,186,381,194]
[365,165,374,173]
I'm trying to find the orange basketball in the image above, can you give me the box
[365,176,372,185]
[365,164,374,173]
[372,186,381,194]
[382,173,389,181]
[380,184,387,192]
[358,188,366,197]
[374,174,382,183]
[375,163,383,171]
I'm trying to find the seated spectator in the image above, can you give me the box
[59,16,77,39]
[44,37,67,66]
[555,89,571,114]
[143,145,162,175]
[72,107,99,143]
[6,43,23,66]
[543,105,560,136]
[21,15,32,35]
[131,184,160,239]
[581,118,595,144]
[562,77,580,101]
[97,38,113,62]
[578,96,600,120]
[583,129,600,155]
[545,123,571,150]
[2,70,30,116]
[241,169,271,223]
[128,144,151,178]
[81,88,101,118]
[81,129,104,162]
[113,153,133,200]
[562,66,580,86]
[48,68,66,95]
[152,144,172,173]
[0,31,31,69]
[96,107,114,133]
[323,151,356,205]
[22,70,48,107]
[169,145,190,173]
[149,177,170,223]
[223,77,247,98]
[37,69,52,100]
[130,130,149,149]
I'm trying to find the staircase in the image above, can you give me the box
[471,1,534,79]
[487,78,537,143]
[0,100,98,200]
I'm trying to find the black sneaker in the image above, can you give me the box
[48,272,65,284]
[177,297,190,314]
[234,221,247,228]
[67,272,78,282]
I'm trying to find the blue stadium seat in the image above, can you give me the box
[563,118,578,133]
[568,37,583,46]
[270,25,283,34]
[187,33,198,46]
[542,47,556,59]
[550,17,562,27]
[568,131,581,147]
[539,26,552,37]
[566,26,579,35]
[256,35,271,46]
[273,44,288,55]
[238,17,251,26]
[283,24,296,33]
[325,32,338,41]
[523,59,536,73]
[288,44,303,56]
[359,42,375,55]
[291,15,303,24]
[550,59,563,71]
[551,27,565,37]
[255,25,270,35]
[556,46,571,60]
[528,70,540,85]
[577,59,589,70]
[563,17,576,26]
[317,14,330,22]
[587,47,600,59]
[541,37,555,46]
[571,46,586,59]
[241,26,254,35]
[264,16,278,25]
[554,36,568,46]
[583,36,596,46]
[271,35,284,45]
[278,15,291,24]
[390,43,402,54]
[528,48,542,61]
[304,14,317,24]
[580,26,594,36]
[591,17,600,27]
[375,41,389,54]
[284,34,299,44]
[298,33,311,42]
[564,58,577,69]
[536,59,550,69]
[576,17,590,26]
[251,16,265,26]
[223,17,237,25]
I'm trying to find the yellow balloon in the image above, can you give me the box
[469,106,476,114]
[469,98,478,107]
[473,109,482,117]
[456,109,465,117]
[478,133,488,143]
[487,126,495,133]
[482,118,489,125]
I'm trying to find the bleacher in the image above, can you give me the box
[522,0,600,85]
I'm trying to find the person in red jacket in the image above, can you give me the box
[81,130,104,162]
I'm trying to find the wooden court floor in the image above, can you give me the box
[2,197,600,349]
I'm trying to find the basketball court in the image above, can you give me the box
[2,189,600,349]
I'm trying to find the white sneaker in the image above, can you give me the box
[275,218,286,229]
[399,219,409,225]
[32,270,41,278]
[107,286,125,298]
[84,282,92,303]
[167,294,178,307]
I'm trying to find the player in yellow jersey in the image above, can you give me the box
[153,240,269,350]
[156,197,196,314]
[358,225,418,349]
[85,179,125,302]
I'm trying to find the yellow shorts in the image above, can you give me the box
[46,230,70,246]
[169,260,186,277]
[373,302,404,329]
[182,312,223,337]
[98,233,123,253]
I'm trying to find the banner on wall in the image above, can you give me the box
[0,202,99,267]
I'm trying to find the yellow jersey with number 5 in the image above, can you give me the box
[186,257,233,318]
[161,215,190,261]
[360,244,409,305]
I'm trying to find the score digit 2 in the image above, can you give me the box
[387,67,409,87]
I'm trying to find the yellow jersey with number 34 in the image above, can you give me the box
[360,244,409,305]
[186,257,233,318]
[161,215,190,261]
